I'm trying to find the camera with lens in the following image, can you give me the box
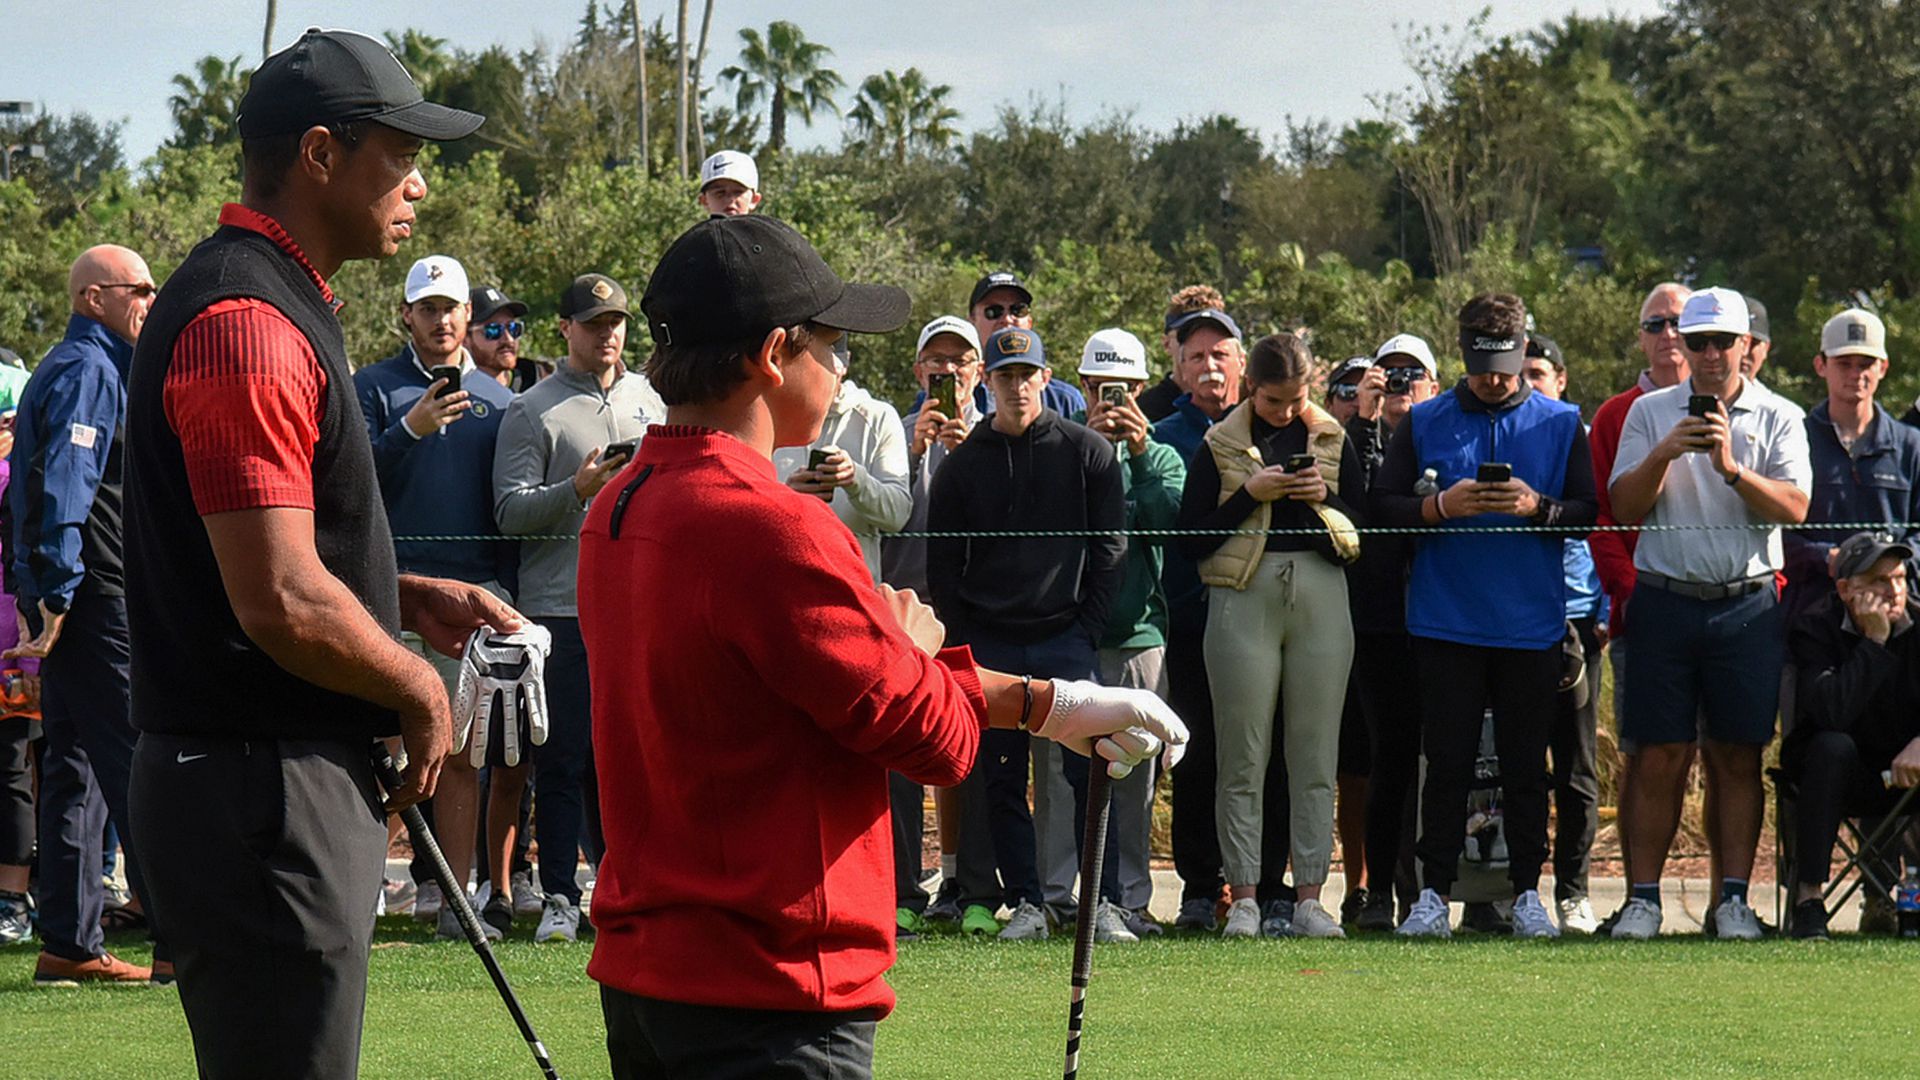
[1384,368,1414,395]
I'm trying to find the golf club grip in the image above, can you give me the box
[372,745,564,1080]
[1064,763,1113,1080]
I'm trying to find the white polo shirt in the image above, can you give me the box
[1611,376,1812,584]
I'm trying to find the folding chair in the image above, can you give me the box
[1771,766,1920,934]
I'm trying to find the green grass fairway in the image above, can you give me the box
[7,920,1915,1078]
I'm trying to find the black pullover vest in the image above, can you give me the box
[126,224,402,741]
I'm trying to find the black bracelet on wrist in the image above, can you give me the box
[1016,674,1035,731]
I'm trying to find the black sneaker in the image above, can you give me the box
[1460,901,1513,935]
[1789,899,1829,940]
[1173,897,1218,932]
[482,892,514,937]
[1122,907,1164,937]
[1259,898,1295,938]
[1354,890,1396,932]
[925,879,963,923]
[1340,887,1369,926]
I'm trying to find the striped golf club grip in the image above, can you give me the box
[1064,762,1113,1080]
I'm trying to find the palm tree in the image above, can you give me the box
[719,21,843,154]
[166,55,250,148]
[675,0,690,177]
[262,0,278,61]
[847,68,961,165]
[690,0,716,160]
[385,30,455,92]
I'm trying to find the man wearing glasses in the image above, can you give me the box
[1608,286,1811,940]
[353,255,522,939]
[10,244,163,985]
[966,271,1086,417]
[467,284,528,388]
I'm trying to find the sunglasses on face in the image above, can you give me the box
[981,302,1030,321]
[99,282,158,299]
[1640,316,1681,334]
[481,320,525,341]
[1683,332,1740,353]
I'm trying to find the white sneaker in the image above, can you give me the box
[1395,888,1452,938]
[1712,896,1763,940]
[1556,896,1599,935]
[1511,890,1560,938]
[412,881,443,924]
[1222,897,1262,938]
[1610,897,1663,940]
[535,894,580,943]
[1093,900,1139,944]
[1291,898,1346,939]
[998,901,1050,941]
[511,869,544,918]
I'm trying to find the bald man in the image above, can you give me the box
[8,243,162,985]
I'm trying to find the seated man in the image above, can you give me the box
[1786,531,1920,939]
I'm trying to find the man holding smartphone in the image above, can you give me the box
[493,272,664,943]
[1608,286,1811,940]
[1373,292,1596,939]
[354,254,523,936]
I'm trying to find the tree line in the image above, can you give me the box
[3,0,1919,416]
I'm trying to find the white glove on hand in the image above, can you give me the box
[452,624,554,768]
[1036,679,1189,779]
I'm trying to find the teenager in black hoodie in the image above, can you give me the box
[928,327,1125,940]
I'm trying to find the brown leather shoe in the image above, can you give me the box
[33,950,153,987]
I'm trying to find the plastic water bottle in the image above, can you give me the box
[1898,868,1920,939]
[1414,468,1439,497]
[0,668,27,714]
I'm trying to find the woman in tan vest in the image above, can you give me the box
[1174,333,1365,938]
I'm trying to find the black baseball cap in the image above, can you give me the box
[641,216,910,349]
[969,270,1032,310]
[560,274,630,321]
[1833,532,1914,579]
[237,28,485,141]
[469,285,527,324]
[1461,329,1527,376]
[1525,332,1565,371]
[1743,294,1771,342]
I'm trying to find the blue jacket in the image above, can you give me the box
[1151,393,1221,612]
[9,314,129,606]
[353,346,517,584]
[1375,382,1595,650]
[1787,400,1920,620]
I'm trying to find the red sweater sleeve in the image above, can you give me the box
[164,299,325,515]
[1588,391,1639,631]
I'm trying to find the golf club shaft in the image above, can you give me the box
[1064,762,1112,1080]
[373,744,563,1080]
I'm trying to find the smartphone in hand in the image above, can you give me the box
[429,364,462,399]
[1688,394,1718,419]
[807,447,835,500]
[1286,453,1317,473]
[1477,462,1513,484]
[604,438,638,463]
[927,373,957,419]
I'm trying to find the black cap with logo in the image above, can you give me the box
[559,274,631,322]
[968,270,1032,310]
[641,216,910,349]
[469,285,527,324]
[238,28,485,141]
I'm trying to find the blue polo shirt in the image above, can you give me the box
[353,345,517,583]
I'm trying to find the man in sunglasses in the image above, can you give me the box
[8,244,162,986]
[468,284,528,387]
[966,270,1086,417]
[354,255,522,939]
[1609,286,1811,940]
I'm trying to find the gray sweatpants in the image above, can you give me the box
[1205,552,1353,887]
[1034,646,1166,912]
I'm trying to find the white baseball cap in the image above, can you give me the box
[916,315,981,356]
[1821,308,1888,360]
[1078,328,1149,380]
[700,150,759,192]
[1677,286,1750,336]
[404,255,469,304]
[1374,332,1437,377]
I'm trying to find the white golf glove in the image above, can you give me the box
[452,624,554,768]
[1035,679,1189,779]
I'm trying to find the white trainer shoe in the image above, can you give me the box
[998,901,1050,941]
[1556,896,1599,935]
[1221,897,1262,938]
[511,869,544,918]
[1291,898,1346,939]
[1395,888,1452,938]
[1093,900,1139,944]
[1610,897,1663,940]
[1511,890,1560,938]
[535,894,580,943]
[412,881,443,924]
[1713,896,1763,940]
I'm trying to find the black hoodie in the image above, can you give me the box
[926,409,1126,645]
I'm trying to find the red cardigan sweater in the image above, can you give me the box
[579,426,987,1016]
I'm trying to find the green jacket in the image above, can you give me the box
[1073,412,1186,650]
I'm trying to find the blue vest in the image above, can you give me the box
[1406,388,1580,649]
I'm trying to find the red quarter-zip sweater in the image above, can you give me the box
[579,426,987,1016]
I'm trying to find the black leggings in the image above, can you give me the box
[1358,632,1421,905]
[0,717,31,864]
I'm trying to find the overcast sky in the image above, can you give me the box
[9,1,1667,166]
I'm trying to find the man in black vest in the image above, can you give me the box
[123,30,517,1079]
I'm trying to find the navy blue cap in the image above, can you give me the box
[1172,309,1242,343]
[983,326,1047,372]
[969,270,1032,309]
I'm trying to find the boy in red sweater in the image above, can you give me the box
[578,215,1187,1079]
